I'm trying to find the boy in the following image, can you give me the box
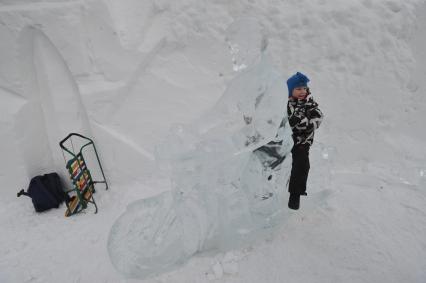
[286,72,323,210]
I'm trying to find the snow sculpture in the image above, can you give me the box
[108,19,293,279]
[17,27,93,181]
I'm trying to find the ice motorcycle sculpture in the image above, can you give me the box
[108,19,294,279]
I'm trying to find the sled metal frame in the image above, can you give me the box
[59,133,108,217]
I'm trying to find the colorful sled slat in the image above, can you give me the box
[60,133,108,217]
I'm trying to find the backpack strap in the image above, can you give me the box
[17,189,30,198]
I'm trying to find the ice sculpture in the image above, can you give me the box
[108,19,293,279]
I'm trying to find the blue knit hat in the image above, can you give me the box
[286,72,310,97]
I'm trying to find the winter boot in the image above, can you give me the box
[288,193,300,210]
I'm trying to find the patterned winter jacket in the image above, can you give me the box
[287,95,323,146]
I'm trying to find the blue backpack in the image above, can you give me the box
[17,173,69,212]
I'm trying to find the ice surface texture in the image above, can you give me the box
[108,19,293,279]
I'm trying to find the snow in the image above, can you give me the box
[1,0,426,282]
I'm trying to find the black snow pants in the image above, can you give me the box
[288,144,310,195]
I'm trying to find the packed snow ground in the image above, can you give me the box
[1,0,426,282]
